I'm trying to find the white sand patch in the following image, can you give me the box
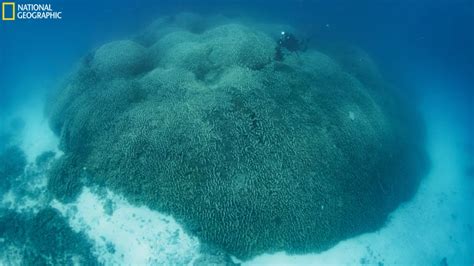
[246,91,474,265]
[1,97,58,213]
[52,187,201,265]
[1,191,17,208]
[11,97,60,163]
[1,166,50,214]
[0,242,24,266]
[0,91,63,216]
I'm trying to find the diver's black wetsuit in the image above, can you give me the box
[275,32,306,61]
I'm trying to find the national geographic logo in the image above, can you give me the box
[2,2,15,20]
[2,2,62,21]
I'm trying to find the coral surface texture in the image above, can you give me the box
[46,13,427,260]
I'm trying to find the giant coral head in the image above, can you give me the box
[46,13,428,260]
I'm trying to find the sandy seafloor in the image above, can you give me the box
[1,79,473,265]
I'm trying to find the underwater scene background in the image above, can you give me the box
[0,0,473,265]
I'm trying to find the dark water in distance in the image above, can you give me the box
[1,0,472,105]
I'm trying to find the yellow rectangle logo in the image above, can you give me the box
[2,2,16,21]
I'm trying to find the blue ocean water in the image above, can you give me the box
[1,0,472,111]
[0,0,473,264]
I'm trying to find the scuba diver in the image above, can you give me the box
[274,31,308,61]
